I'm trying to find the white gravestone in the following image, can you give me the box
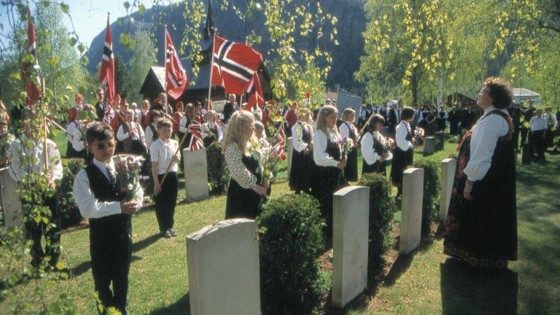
[423,136,436,155]
[439,158,457,222]
[0,168,23,230]
[287,137,293,180]
[332,186,370,309]
[183,148,209,201]
[400,168,424,254]
[187,219,260,315]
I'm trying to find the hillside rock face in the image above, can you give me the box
[85,0,366,90]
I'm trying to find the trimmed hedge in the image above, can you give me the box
[412,159,440,235]
[206,141,229,193]
[358,173,398,269]
[258,194,327,315]
[57,158,86,228]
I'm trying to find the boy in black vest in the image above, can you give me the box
[73,122,143,314]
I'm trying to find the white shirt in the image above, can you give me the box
[313,128,340,167]
[179,116,190,134]
[117,121,146,143]
[150,138,180,174]
[291,122,313,153]
[464,107,510,182]
[395,121,414,151]
[529,116,547,132]
[66,120,86,152]
[544,113,558,129]
[361,131,393,165]
[339,121,357,141]
[73,158,143,219]
[8,137,63,182]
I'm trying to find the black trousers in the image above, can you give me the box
[155,172,178,232]
[89,215,132,314]
[531,130,546,160]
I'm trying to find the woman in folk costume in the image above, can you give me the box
[116,109,147,156]
[201,110,223,147]
[444,77,517,268]
[339,108,359,181]
[312,105,347,236]
[289,108,314,194]
[361,114,393,176]
[223,110,268,219]
[390,107,416,198]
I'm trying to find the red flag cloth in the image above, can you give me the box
[187,116,204,151]
[246,72,264,109]
[272,126,285,155]
[21,16,41,106]
[212,34,262,94]
[165,30,188,100]
[99,16,115,104]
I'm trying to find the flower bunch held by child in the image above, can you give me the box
[341,137,354,159]
[414,127,425,142]
[114,154,144,201]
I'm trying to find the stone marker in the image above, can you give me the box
[183,148,209,201]
[423,136,436,155]
[400,168,424,254]
[332,186,370,309]
[187,219,260,315]
[434,132,445,151]
[0,167,23,230]
[439,158,457,222]
[287,137,293,180]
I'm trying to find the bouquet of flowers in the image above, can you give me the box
[341,138,354,159]
[114,154,144,201]
[414,127,425,142]
[384,136,395,153]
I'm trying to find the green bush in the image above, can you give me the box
[412,159,440,235]
[57,158,86,228]
[206,141,229,194]
[358,173,397,270]
[258,194,327,315]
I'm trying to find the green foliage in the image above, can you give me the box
[258,193,327,315]
[358,173,397,269]
[206,141,229,193]
[122,28,157,100]
[412,159,440,235]
[57,158,85,228]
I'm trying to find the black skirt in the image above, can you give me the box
[289,149,313,191]
[344,149,358,181]
[225,154,263,220]
[390,147,413,186]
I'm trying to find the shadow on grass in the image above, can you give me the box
[383,253,414,286]
[440,258,517,314]
[132,233,161,252]
[149,293,190,315]
[70,260,91,277]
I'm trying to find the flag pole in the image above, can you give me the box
[164,26,169,116]
[207,32,216,109]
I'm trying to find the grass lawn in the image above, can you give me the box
[3,133,560,314]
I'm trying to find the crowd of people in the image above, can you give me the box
[1,79,559,313]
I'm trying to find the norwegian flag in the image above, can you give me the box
[99,15,115,104]
[21,15,41,105]
[245,72,264,110]
[272,126,285,155]
[187,116,205,151]
[165,30,188,100]
[212,34,262,94]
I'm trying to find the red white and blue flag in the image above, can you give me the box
[272,126,285,155]
[245,72,264,110]
[188,116,204,151]
[212,34,262,94]
[99,15,115,104]
[165,30,188,100]
[21,15,41,105]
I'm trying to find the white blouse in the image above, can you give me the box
[224,144,258,189]
[463,107,510,182]
[313,128,340,167]
[361,131,393,165]
[117,121,146,143]
[291,122,313,153]
[395,121,413,151]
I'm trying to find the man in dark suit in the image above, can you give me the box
[222,94,237,124]
[387,102,400,136]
